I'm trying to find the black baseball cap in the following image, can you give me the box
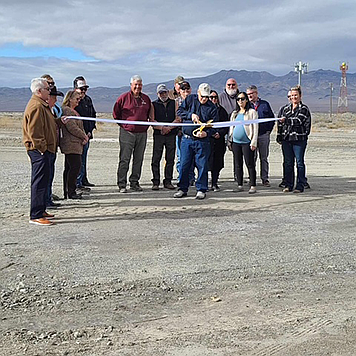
[49,86,64,97]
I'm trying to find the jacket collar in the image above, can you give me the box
[32,94,50,108]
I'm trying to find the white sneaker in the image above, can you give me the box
[234,185,244,192]
[195,191,206,200]
[248,186,257,194]
[119,187,127,193]
[174,190,187,198]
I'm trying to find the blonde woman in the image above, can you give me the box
[277,85,311,193]
[228,92,259,194]
[60,90,88,199]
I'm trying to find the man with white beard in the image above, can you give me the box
[219,78,239,117]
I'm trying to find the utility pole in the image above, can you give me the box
[329,83,333,119]
[294,61,308,86]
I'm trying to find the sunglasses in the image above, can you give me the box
[80,87,88,92]
[201,95,209,99]
[227,84,236,87]
[237,97,246,101]
[209,95,218,99]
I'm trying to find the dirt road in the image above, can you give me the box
[1,115,356,355]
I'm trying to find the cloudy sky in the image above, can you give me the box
[0,0,355,88]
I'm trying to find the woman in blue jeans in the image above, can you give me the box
[228,92,259,194]
[277,85,311,193]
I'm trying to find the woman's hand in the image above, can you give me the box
[61,116,69,124]
[82,135,89,145]
[250,145,257,151]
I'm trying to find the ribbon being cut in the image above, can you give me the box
[66,116,277,131]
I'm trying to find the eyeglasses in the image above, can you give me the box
[237,97,246,101]
[209,95,218,99]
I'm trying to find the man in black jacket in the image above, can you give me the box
[247,85,275,187]
[151,84,179,190]
[73,76,96,189]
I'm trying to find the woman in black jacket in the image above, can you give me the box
[208,90,229,191]
[277,85,311,193]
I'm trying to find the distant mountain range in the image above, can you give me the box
[1,69,355,113]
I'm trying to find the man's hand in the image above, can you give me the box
[195,131,207,138]
[61,116,69,124]
[213,132,220,139]
[250,145,257,151]
[279,117,286,123]
[161,126,171,135]
[191,114,200,124]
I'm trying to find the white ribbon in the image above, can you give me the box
[66,116,276,127]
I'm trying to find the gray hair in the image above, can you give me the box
[130,75,142,84]
[30,78,47,94]
[246,85,258,92]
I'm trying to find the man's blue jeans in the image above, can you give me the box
[77,140,89,186]
[179,136,210,193]
[282,140,307,191]
[176,135,195,184]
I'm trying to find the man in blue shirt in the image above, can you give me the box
[175,83,218,200]
[247,85,275,187]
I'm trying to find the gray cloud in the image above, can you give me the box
[0,0,355,88]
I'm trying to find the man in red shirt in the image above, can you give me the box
[113,75,154,192]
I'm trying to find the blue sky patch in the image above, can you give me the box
[0,43,93,61]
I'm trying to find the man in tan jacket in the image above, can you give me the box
[23,78,57,226]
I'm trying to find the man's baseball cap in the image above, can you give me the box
[198,83,211,96]
[76,79,89,89]
[174,75,184,84]
[157,84,168,93]
[49,86,64,97]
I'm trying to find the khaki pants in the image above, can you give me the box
[117,128,147,188]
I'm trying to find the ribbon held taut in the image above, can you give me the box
[66,116,277,129]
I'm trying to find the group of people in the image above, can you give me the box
[23,75,96,225]
[22,73,311,225]
[113,75,311,200]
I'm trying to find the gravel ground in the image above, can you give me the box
[0,114,356,355]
